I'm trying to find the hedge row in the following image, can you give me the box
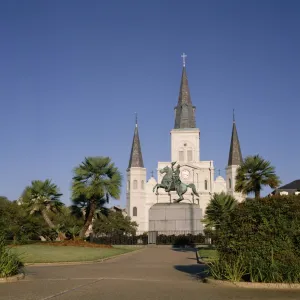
[212,195,300,283]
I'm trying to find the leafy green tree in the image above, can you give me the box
[203,192,238,230]
[93,210,137,236]
[0,196,47,242]
[235,154,281,199]
[20,179,64,234]
[0,196,10,229]
[71,157,122,238]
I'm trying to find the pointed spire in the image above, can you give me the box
[228,110,243,166]
[174,53,196,129]
[128,113,144,169]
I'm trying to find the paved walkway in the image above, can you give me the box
[1,247,300,300]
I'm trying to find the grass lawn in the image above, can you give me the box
[197,248,218,262]
[11,245,140,264]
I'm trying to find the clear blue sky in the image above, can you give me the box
[0,0,299,206]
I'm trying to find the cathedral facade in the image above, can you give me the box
[126,60,245,232]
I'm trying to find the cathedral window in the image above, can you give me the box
[187,150,193,162]
[179,150,184,161]
[141,180,144,190]
[133,180,138,189]
[204,180,208,190]
[133,207,137,216]
[229,178,232,189]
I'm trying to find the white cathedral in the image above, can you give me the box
[126,57,245,232]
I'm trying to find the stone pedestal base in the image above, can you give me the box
[148,203,203,233]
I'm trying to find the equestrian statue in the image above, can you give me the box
[152,162,199,203]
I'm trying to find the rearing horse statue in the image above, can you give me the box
[152,164,199,203]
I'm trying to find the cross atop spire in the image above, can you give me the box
[181,53,187,67]
[135,112,138,127]
[233,109,235,123]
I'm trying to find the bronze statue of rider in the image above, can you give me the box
[165,161,181,192]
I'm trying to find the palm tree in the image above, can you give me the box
[20,179,64,232]
[203,192,238,230]
[235,154,281,199]
[72,156,122,238]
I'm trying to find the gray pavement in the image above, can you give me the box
[1,247,300,299]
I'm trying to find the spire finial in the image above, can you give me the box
[233,109,235,123]
[181,53,187,67]
[151,170,154,178]
[135,112,138,127]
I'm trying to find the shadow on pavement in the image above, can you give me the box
[171,247,197,253]
[174,264,209,280]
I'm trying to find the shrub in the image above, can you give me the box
[211,195,300,283]
[208,254,246,282]
[0,235,24,278]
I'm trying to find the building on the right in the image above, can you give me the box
[270,180,300,196]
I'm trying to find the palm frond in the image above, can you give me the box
[235,155,281,198]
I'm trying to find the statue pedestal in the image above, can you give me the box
[148,203,203,233]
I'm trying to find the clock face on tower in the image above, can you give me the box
[181,169,190,180]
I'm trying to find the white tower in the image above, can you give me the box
[171,54,200,163]
[225,111,245,202]
[126,115,147,231]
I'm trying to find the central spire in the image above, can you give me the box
[174,53,196,129]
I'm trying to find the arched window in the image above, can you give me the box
[141,180,144,190]
[204,180,208,190]
[133,180,137,189]
[133,207,137,216]
[229,178,232,189]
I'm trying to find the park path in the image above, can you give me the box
[1,247,300,300]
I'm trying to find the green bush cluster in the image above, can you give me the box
[159,233,204,247]
[210,195,300,283]
[0,235,23,278]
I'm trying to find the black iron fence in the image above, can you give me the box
[90,231,211,246]
[90,233,148,245]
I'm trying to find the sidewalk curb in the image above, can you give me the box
[0,272,25,283]
[203,278,300,289]
[24,247,145,267]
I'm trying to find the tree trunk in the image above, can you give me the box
[79,200,96,238]
[41,209,66,240]
[41,209,55,229]
[255,190,260,199]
